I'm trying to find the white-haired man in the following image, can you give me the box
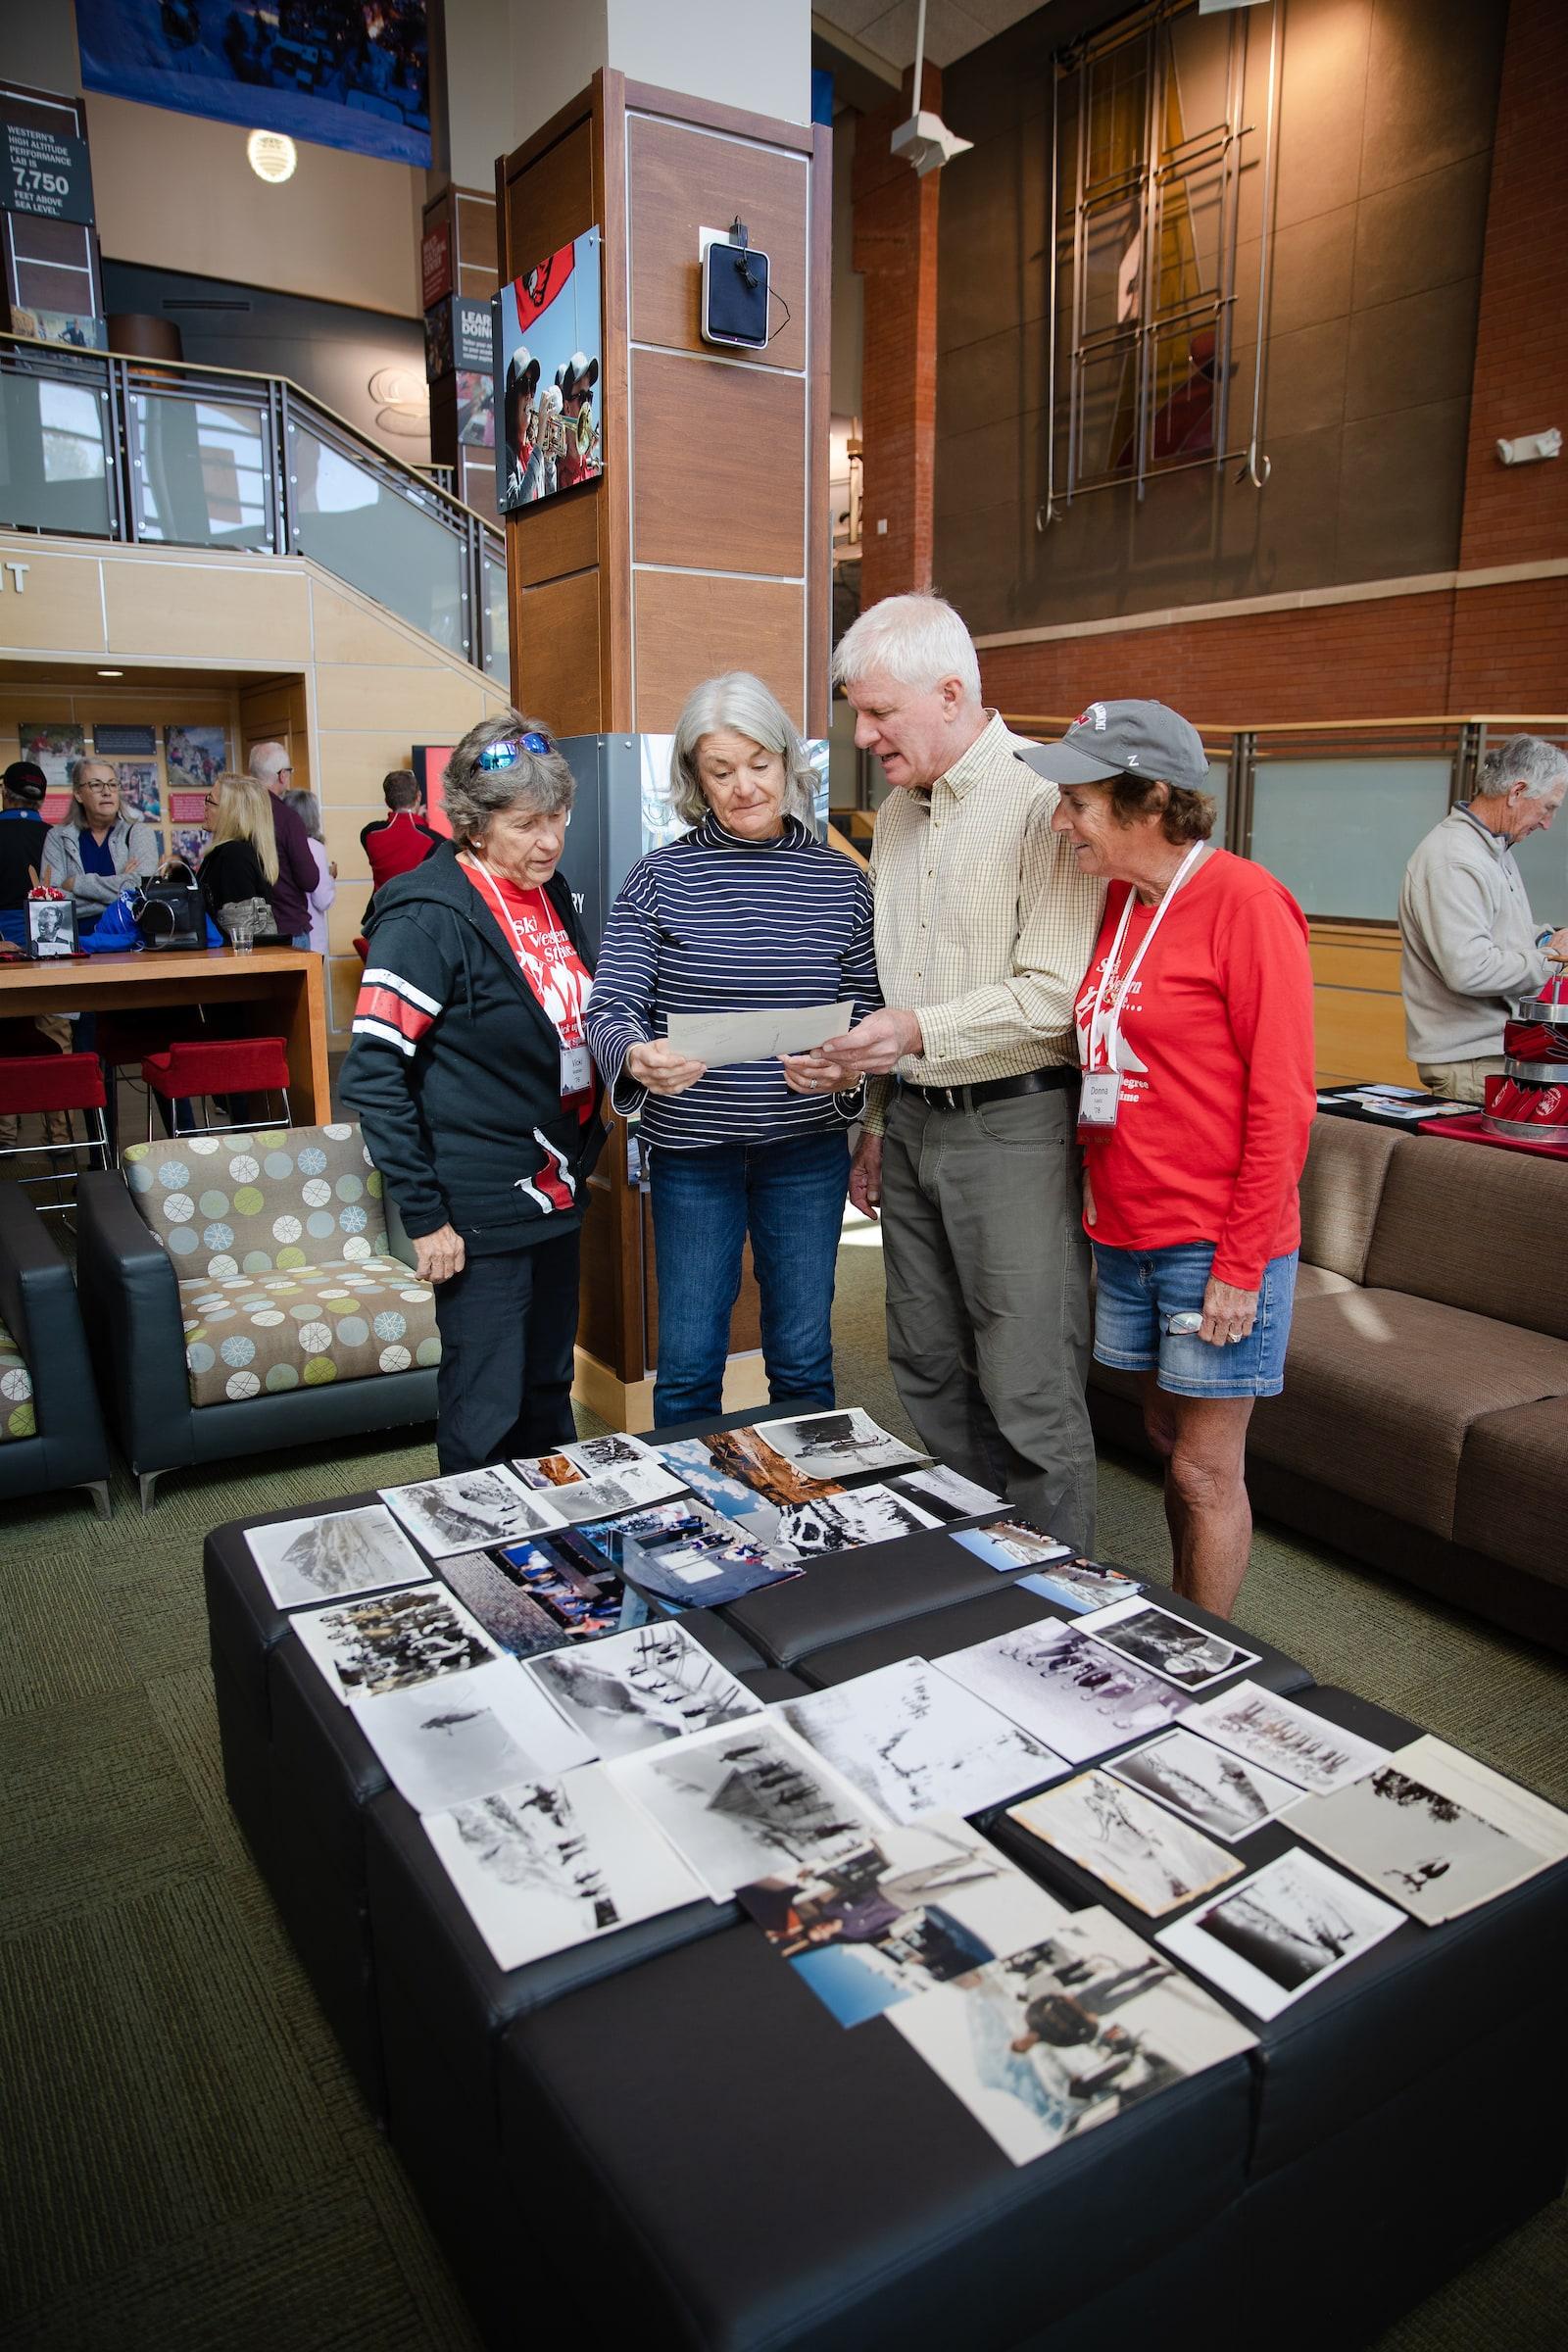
[787,593,1105,1549]
[1399,734,1568,1102]
[248,739,319,949]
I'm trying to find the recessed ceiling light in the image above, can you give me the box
[97,667,122,676]
[247,129,297,184]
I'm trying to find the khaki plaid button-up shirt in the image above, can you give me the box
[863,711,1106,1133]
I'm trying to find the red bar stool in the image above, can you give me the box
[141,1036,293,1139]
[0,1053,112,1212]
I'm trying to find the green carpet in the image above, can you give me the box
[0,1216,1562,2348]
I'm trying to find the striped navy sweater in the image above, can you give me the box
[584,812,881,1150]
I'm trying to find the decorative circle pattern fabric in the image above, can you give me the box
[0,1310,34,1442]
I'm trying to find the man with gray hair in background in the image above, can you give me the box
[1399,734,1568,1102]
[789,593,1105,1551]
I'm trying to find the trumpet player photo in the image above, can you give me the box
[498,228,605,511]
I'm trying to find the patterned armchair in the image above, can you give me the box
[75,1122,440,1508]
[0,1182,113,1518]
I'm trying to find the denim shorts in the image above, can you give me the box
[1091,1241,1298,1399]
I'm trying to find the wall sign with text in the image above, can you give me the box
[1,118,94,225]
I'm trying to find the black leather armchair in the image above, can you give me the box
[0,1182,112,1519]
[75,1164,438,1510]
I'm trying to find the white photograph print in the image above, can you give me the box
[935,1619,1191,1765]
[1106,1729,1302,1842]
[1185,1682,1389,1795]
[422,1763,707,1973]
[1075,1598,1260,1693]
[777,1485,942,1555]
[290,1583,498,1702]
[245,1503,432,1611]
[1007,1771,1242,1919]
[1156,1848,1403,2021]
[610,1718,880,1900]
[524,1622,762,1759]
[381,1466,565,1558]
[564,1434,663,1474]
[780,1659,1067,1825]
[350,1656,595,1814]
[887,1465,1009,1523]
[1288,1763,1551,1926]
[753,1407,928,1479]
[891,1906,1254,2166]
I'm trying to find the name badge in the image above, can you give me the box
[561,1042,592,1097]
[1077,1069,1121,1130]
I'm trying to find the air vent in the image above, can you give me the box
[162,298,255,313]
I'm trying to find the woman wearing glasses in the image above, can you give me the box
[41,758,161,917]
[342,711,603,1474]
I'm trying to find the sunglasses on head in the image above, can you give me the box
[477,731,555,770]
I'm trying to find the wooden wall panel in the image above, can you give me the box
[1307,920,1420,1086]
[632,352,805,576]
[634,573,803,730]
[628,117,808,373]
[515,569,603,734]
[512,489,600,590]
[504,118,596,279]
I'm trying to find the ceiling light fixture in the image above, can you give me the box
[247,129,297,184]
[97,667,122,676]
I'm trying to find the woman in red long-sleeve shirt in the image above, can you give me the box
[1018,701,1315,1617]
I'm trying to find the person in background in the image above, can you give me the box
[247,741,319,950]
[0,760,72,1149]
[198,772,277,941]
[1026,699,1316,1619]
[361,768,441,892]
[41,758,159,915]
[1398,734,1568,1103]
[342,711,602,1475]
[282,787,337,955]
[790,595,1105,1555]
[586,671,879,1425]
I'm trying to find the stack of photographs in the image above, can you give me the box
[891,1906,1256,2166]
[440,1540,653,1660]
[381,1466,565,1556]
[779,1658,1066,1824]
[774,1485,943,1556]
[245,1503,431,1610]
[950,1518,1075,1575]
[1184,1682,1390,1795]
[1006,1772,1242,1919]
[936,1618,1192,1764]
[609,1718,881,1900]
[560,1498,802,1608]
[513,1434,689,1522]
[350,1656,595,1814]
[523,1622,762,1759]
[736,1813,1071,2028]
[423,1765,708,1973]
[752,1407,928,1479]
[1104,1728,1301,1841]
[1073,1598,1259,1693]
[291,1584,500,1702]
[1156,1848,1403,2021]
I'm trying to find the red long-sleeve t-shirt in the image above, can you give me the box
[1072,851,1316,1290]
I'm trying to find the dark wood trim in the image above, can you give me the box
[807,122,833,738]
[594,68,634,733]
[621,77,816,155]
[498,85,600,201]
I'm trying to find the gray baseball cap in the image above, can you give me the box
[1015,699,1209,793]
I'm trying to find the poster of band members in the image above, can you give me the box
[496,228,603,512]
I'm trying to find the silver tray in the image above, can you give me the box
[1503,1057,1568,1086]
[1482,1111,1568,1148]
[1511,995,1568,1028]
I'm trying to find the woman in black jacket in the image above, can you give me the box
[341,711,603,1473]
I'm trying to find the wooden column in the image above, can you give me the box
[422,181,500,521]
[497,72,832,1420]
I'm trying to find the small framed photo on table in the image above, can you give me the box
[26,897,78,959]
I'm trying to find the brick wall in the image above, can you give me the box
[1458,0,1568,571]
[852,66,941,609]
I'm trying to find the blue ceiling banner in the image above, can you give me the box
[75,1,432,169]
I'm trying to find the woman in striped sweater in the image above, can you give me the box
[585,673,881,1423]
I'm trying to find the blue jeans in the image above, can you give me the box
[1092,1241,1298,1399]
[648,1131,851,1425]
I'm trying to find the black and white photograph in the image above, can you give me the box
[244,1503,432,1611]
[1185,1682,1389,1795]
[1075,1597,1259,1693]
[936,1620,1192,1764]
[290,1584,499,1702]
[780,1658,1066,1824]
[891,1906,1255,2166]
[1105,1728,1302,1842]
[422,1764,707,1974]
[26,896,77,958]
[380,1465,566,1558]
[564,1434,662,1475]
[1007,1771,1243,1918]
[737,1814,1071,2028]
[1016,1559,1145,1616]
[350,1656,596,1814]
[886,1465,1008,1523]
[530,1456,689,1524]
[753,1407,928,1479]
[443,1541,649,1658]
[1156,1848,1403,2021]
[776,1485,943,1556]
[1288,1762,1553,1926]
[610,1718,881,1900]
[950,1519,1075,1574]
[524,1622,762,1758]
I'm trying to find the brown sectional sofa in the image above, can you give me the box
[1088,1113,1568,1654]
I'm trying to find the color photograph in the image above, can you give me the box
[498,228,603,511]
[18,721,83,795]
[165,724,228,793]
[1017,1559,1145,1615]
[951,1519,1075,1574]
[704,1424,844,1507]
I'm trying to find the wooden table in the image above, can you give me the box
[0,947,331,1121]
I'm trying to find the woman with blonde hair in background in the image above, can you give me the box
[198,771,278,944]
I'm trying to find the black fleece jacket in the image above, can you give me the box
[340,841,605,1252]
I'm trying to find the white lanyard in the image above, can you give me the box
[1087,843,1205,1074]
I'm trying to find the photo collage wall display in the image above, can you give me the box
[11,714,231,862]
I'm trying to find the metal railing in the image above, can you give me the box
[0,330,507,677]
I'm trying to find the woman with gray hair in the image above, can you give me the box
[41,757,160,913]
[585,670,880,1423]
[281,786,337,954]
[341,710,603,1474]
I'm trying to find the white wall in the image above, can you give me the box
[605,0,810,125]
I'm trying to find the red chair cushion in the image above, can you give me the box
[0,1053,107,1113]
[142,1037,290,1099]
